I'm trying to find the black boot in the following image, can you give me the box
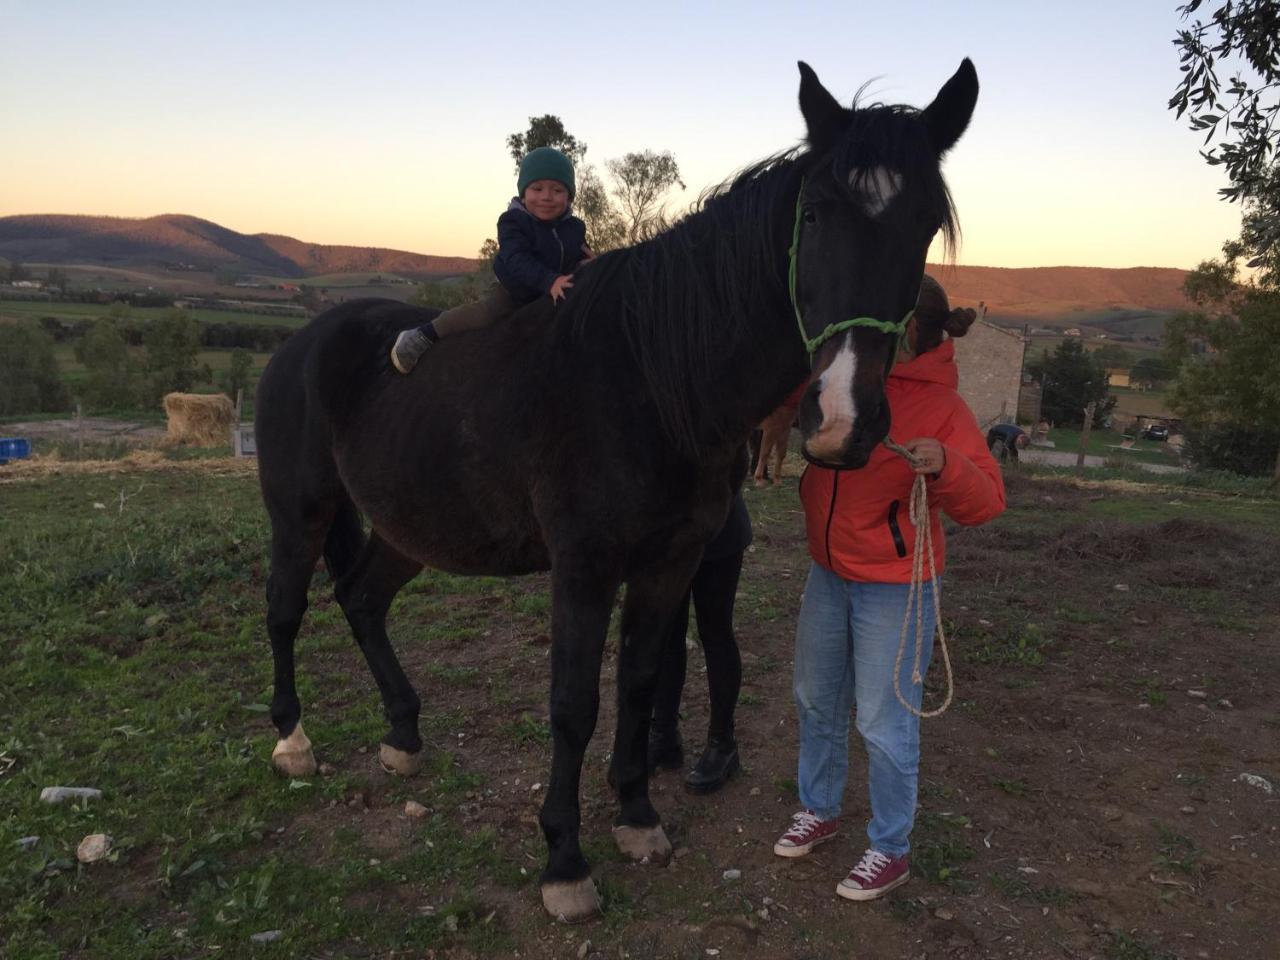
[648,724,684,773]
[685,737,739,794]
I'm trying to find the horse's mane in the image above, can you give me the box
[571,154,804,457]
[570,99,960,459]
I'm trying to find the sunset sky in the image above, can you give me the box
[0,0,1242,270]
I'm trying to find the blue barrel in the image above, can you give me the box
[0,437,32,465]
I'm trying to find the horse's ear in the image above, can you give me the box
[921,59,978,155]
[798,61,846,147]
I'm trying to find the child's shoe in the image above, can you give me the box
[773,809,840,857]
[835,849,910,900]
[391,328,432,374]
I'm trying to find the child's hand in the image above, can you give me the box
[550,275,574,302]
[580,245,595,261]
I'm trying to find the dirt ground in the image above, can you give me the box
[266,469,1280,960]
[2,417,168,445]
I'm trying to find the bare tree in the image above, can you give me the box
[606,151,686,244]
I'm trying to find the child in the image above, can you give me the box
[391,146,591,373]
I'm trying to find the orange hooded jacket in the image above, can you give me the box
[798,339,1006,583]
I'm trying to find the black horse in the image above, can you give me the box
[255,60,977,921]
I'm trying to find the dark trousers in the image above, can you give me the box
[651,549,744,743]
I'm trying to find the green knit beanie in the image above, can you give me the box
[517,147,576,199]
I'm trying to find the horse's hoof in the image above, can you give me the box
[271,723,317,777]
[612,824,672,866]
[753,478,767,489]
[378,743,422,776]
[541,877,601,923]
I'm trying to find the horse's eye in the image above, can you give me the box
[802,207,817,224]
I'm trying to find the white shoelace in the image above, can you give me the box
[849,849,891,883]
[785,809,821,839]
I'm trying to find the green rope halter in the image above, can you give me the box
[788,179,913,361]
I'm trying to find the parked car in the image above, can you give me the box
[1141,424,1170,442]
[986,423,1029,462]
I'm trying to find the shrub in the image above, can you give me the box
[0,320,69,415]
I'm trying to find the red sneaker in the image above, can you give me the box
[836,849,910,900]
[773,809,840,858]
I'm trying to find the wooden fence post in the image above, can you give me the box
[1076,402,1096,473]
[75,401,83,460]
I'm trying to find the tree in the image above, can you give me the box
[7,261,29,283]
[74,318,141,410]
[575,164,626,252]
[606,150,686,244]
[506,115,586,168]
[1131,355,1173,386]
[0,321,69,415]
[1163,250,1280,479]
[1170,1,1280,272]
[1027,339,1115,427]
[143,310,210,406]
[219,347,254,402]
[1090,343,1135,370]
[46,267,69,294]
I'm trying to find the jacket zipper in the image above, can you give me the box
[824,472,839,569]
[551,226,564,272]
[887,500,908,558]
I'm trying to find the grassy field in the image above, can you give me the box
[1042,426,1181,466]
[2,457,1279,958]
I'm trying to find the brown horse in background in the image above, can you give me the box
[753,401,797,487]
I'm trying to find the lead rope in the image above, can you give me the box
[882,437,954,719]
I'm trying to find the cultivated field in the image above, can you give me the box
[2,461,1278,959]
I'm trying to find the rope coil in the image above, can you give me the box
[882,437,954,719]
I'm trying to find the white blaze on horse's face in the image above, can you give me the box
[850,166,904,219]
[805,340,859,461]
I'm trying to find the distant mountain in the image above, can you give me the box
[0,213,1195,325]
[927,264,1193,330]
[0,214,479,279]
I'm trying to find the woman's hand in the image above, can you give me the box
[550,275,574,302]
[903,437,947,476]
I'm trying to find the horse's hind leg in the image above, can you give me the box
[334,532,424,775]
[266,510,332,777]
[771,425,788,485]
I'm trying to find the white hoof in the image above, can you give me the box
[612,823,672,866]
[378,743,423,776]
[541,877,601,923]
[272,723,317,777]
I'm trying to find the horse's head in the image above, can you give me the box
[792,59,978,469]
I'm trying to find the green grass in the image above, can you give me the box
[0,299,307,329]
[1044,427,1179,466]
[0,472,536,957]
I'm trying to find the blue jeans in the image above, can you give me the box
[793,562,937,856]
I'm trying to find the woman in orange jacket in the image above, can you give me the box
[772,276,1006,901]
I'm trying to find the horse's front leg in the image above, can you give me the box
[610,550,703,865]
[539,562,619,923]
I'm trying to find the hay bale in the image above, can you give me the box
[163,392,234,447]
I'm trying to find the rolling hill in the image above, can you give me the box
[0,213,1194,331]
[0,214,478,280]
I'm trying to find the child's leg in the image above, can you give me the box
[391,286,517,373]
[427,285,518,339]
